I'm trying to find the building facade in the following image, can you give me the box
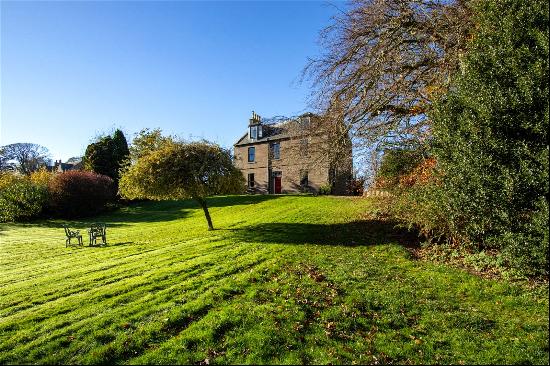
[233,112,352,195]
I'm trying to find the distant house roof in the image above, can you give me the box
[47,159,83,173]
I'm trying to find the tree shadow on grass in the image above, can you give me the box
[6,203,193,230]
[226,220,420,248]
[1,195,285,231]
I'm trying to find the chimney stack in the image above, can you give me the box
[249,110,261,126]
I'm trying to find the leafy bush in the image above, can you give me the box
[30,168,55,187]
[47,171,116,218]
[426,0,549,276]
[375,149,425,189]
[375,0,548,278]
[318,184,332,195]
[0,173,48,222]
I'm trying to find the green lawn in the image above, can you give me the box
[0,195,548,364]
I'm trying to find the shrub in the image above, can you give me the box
[47,171,116,218]
[375,149,424,189]
[426,0,549,276]
[370,0,548,278]
[318,184,332,195]
[0,173,48,222]
[346,176,365,196]
[30,168,55,187]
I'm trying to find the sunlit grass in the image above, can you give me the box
[0,195,548,364]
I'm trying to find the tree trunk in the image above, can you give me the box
[195,197,214,230]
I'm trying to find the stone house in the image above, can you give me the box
[47,159,83,173]
[233,111,352,195]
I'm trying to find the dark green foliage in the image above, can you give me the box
[47,171,116,218]
[429,0,549,276]
[0,173,48,222]
[83,129,129,184]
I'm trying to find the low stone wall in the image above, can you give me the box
[363,189,392,197]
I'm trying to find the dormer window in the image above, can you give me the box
[248,111,263,140]
[250,126,257,140]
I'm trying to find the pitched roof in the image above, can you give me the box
[234,124,290,146]
[234,113,316,147]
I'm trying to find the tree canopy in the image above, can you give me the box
[83,129,129,184]
[304,0,471,174]
[119,136,244,230]
[428,0,549,276]
[0,143,51,175]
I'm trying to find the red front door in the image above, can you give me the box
[274,176,282,194]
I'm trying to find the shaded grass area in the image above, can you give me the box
[0,195,548,364]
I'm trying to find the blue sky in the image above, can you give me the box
[0,0,342,161]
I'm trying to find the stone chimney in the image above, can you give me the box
[248,111,263,139]
[249,110,261,126]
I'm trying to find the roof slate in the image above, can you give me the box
[234,122,292,147]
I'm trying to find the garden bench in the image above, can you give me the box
[88,223,107,246]
[63,225,83,247]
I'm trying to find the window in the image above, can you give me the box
[247,173,255,188]
[300,170,309,187]
[250,126,257,139]
[248,147,255,162]
[271,142,280,160]
[300,139,309,157]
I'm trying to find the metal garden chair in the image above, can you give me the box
[63,225,83,247]
[88,223,107,246]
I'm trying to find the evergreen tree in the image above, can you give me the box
[430,0,548,276]
[84,129,130,185]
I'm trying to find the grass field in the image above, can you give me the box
[0,195,548,364]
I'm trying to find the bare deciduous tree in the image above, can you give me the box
[0,143,51,175]
[303,0,471,179]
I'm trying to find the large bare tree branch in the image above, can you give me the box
[303,0,471,179]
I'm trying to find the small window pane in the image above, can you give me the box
[300,139,308,157]
[248,173,255,188]
[248,147,255,162]
[300,170,309,187]
[271,142,280,160]
[250,126,257,139]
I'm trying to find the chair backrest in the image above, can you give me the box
[63,225,71,236]
[90,223,106,235]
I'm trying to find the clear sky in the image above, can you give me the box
[0,0,342,161]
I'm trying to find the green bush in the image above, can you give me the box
[427,0,549,276]
[0,173,48,222]
[318,184,332,195]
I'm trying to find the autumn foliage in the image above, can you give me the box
[48,171,116,218]
[398,158,437,188]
